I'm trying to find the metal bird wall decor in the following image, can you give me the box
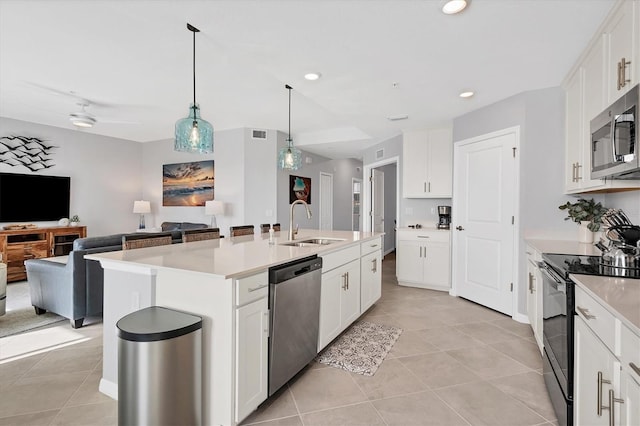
[0,135,57,171]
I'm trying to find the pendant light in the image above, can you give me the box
[278,84,302,170]
[175,23,213,153]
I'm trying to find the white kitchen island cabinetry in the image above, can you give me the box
[402,128,452,198]
[563,0,640,194]
[360,236,382,313]
[318,245,361,351]
[396,228,450,291]
[88,229,384,426]
[234,272,269,423]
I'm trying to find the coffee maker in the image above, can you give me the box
[437,206,451,229]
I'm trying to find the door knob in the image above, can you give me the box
[456,226,464,231]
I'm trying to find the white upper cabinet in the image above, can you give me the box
[563,0,640,194]
[403,128,452,198]
[605,0,637,104]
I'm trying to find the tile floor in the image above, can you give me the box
[0,253,557,426]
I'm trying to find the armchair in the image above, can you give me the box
[25,234,124,328]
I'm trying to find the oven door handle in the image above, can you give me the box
[539,263,566,293]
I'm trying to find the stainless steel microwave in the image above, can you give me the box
[591,84,638,179]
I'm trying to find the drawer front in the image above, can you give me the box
[621,324,640,381]
[322,245,360,273]
[361,237,382,256]
[236,271,269,306]
[575,286,617,353]
[397,230,450,243]
[7,242,49,261]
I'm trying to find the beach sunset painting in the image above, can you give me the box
[162,160,214,206]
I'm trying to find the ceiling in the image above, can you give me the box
[0,0,615,160]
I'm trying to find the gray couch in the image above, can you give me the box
[25,223,209,328]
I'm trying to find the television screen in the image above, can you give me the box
[0,172,71,222]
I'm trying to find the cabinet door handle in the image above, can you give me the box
[528,272,533,293]
[371,258,377,273]
[428,182,431,192]
[608,389,624,426]
[346,272,349,290]
[577,306,597,320]
[264,311,270,334]
[456,226,464,231]
[630,362,640,377]
[342,273,347,290]
[248,284,268,292]
[618,57,631,90]
[370,244,378,248]
[597,371,611,417]
[576,163,582,181]
[417,235,430,239]
[423,182,427,193]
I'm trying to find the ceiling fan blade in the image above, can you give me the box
[22,81,112,108]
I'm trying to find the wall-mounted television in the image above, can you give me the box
[0,172,71,222]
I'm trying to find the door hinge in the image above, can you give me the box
[510,282,513,292]
[512,147,516,158]
[369,176,373,182]
[512,216,514,225]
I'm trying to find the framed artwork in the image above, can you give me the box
[162,160,214,206]
[289,175,311,204]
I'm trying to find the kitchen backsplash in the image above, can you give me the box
[605,191,640,225]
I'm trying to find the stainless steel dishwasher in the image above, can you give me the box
[268,255,323,396]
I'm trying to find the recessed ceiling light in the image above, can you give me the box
[442,0,468,14]
[304,72,321,81]
[459,90,475,98]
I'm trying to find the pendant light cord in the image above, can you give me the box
[192,28,196,108]
[286,84,292,144]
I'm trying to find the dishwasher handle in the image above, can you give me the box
[269,255,323,284]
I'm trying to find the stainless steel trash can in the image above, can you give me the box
[117,306,203,426]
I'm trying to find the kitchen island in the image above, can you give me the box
[86,229,384,426]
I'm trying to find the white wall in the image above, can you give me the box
[0,117,143,236]
[276,137,362,233]
[453,86,574,318]
[140,128,278,237]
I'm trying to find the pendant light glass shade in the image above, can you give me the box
[278,140,302,170]
[278,84,302,170]
[175,23,214,153]
[175,103,213,153]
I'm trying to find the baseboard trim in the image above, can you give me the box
[99,378,118,400]
[512,312,529,324]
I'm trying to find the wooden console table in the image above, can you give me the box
[0,226,87,282]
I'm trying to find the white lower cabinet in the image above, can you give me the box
[318,258,361,352]
[574,316,619,426]
[396,229,450,291]
[235,274,269,423]
[574,285,639,426]
[360,251,381,313]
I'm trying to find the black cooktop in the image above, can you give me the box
[542,253,640,279]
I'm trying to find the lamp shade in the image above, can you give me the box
[133,200,151,214]
[205,200,224,216]
[175,103,213,153]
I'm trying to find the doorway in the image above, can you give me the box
[363,156,399,256]
[452,126,520,316]
[319,172,333,231]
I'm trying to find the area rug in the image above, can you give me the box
[316,321,403,376]
[0,307,65,338]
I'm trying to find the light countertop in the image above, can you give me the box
[571,273,640,337]
[526,239,601,256]
[86,229,382,279]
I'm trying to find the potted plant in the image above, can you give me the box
[70,215,80,226]
[558,198,606,242]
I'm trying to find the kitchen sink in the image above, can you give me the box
[279,237,345,247]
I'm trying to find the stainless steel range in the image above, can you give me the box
[540,252,639,426]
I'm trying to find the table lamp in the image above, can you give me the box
[205,200,224,228]
[133,200,151,229]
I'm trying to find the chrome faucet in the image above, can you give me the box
[289,199,312,240]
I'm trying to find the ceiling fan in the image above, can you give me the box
[23,81,141,128]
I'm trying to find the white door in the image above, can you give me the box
[319,172,333,231]
[371,169,384,234]
[452,128,518,315]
